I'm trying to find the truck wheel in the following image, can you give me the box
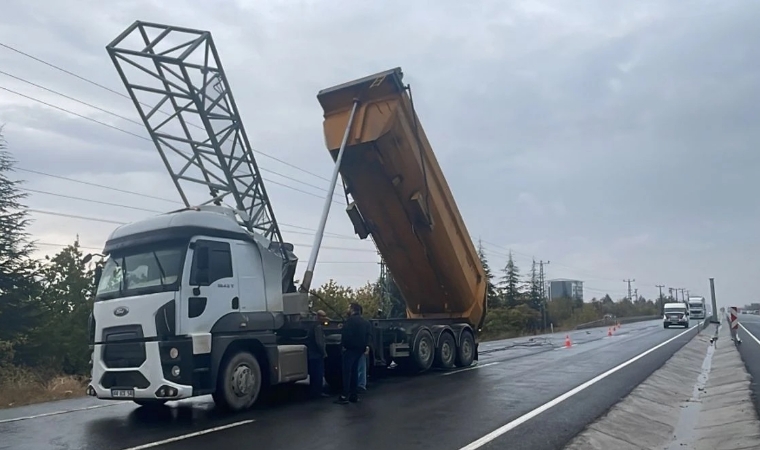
[455,330,475,367]
[434,332,456,369]
[411,329,435,372]
[213,351,262,412]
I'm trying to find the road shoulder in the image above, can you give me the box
[565,322,760,450]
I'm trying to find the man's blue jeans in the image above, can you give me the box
[358,353,367,390]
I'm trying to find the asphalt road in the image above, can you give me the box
[737,313,760,417]
[0,320,701,450]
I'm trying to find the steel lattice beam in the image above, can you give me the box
[106,21,284,247]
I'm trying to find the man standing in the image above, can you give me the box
[336,303,371,404]
[307,310,330,399]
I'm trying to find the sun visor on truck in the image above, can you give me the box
[317,67,406,115]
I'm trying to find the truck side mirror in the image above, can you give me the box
[94,265,103,288]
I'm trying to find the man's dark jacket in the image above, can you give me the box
[341,314,372,352]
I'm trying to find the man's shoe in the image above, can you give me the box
[349,394,360,403]
[334,396,349,404]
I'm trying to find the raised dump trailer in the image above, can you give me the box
[316,67,487,384]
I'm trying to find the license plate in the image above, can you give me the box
[111,389,134,398]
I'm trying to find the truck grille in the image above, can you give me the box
[102,325,146,368]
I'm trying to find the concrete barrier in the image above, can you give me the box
[575,315,660,330]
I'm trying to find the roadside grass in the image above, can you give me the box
[0,366,87,409]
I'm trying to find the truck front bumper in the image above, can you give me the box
[88,338,195,401]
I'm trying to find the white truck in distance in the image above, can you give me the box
[688,296,706,320]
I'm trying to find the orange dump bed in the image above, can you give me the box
[316,67,486,329]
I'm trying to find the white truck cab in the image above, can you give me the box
[663,302,689,328]
[87,206,311,410]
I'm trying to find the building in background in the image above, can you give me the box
[548,278,584,301]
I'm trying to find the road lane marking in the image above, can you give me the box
[457,324,698,450]
[121,420,255,450]
[0,402,127,424]
[442,362,499,376]
[739,323,760,347]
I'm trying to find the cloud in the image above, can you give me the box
[0,0,758,304]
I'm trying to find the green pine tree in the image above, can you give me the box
[477,240,500,309]
[500,251,521,308]
[0,129,42,366]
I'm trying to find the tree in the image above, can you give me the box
[477,240,500,309]
[500,251,521,308]
[18,240,94,374]
[0,129,42,366]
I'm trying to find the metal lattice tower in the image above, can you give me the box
[106,21,284,246]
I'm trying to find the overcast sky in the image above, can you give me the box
[0,0,757,307]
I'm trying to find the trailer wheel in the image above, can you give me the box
[455,330,475,367]
[213,351,262,412]
[434,332,456,369]
[411,329,435,372]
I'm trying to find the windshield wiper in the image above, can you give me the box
[152,251,167,287]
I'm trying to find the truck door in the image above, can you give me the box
[179,238,240,335]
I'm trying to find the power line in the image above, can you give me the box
[0,69,144,127]
[27,209,376,252]
[32,242,377,263]
[0,85,342,202]
[0,41,331,183]
[17,172,359,240]
[16,167,178,203]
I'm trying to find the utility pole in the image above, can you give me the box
[678,288,686,303]
[624,279,635,301]
[539,260,550,332]
[686,289,690,301]
[656,284,665,314]
[634,288,638,302]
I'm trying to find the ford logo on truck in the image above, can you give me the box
[113,306,129,317]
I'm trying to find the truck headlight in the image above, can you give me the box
[171,366,181,377]
[169,347,179,359]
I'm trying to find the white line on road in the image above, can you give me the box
[120,420,255,450]
[739,323,760,347]
[457,324,698,450]
[442,362,500,376]
[0,402,127,424]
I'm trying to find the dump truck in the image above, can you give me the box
[316,67,487,385]
[86,21,486,412]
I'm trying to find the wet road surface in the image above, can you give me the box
[737,313,760,417]
[0,320,699,450]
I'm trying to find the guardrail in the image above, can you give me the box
[575,315,661,330]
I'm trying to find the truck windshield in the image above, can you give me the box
[96,245,185,301]
[689,303,702,309]
[664,307,686,314]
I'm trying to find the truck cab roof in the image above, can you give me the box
[103,206,273,254]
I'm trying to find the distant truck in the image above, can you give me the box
[663,302,689,328]
[688,296,706,320]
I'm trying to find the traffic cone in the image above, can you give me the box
[565,335,572,348]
